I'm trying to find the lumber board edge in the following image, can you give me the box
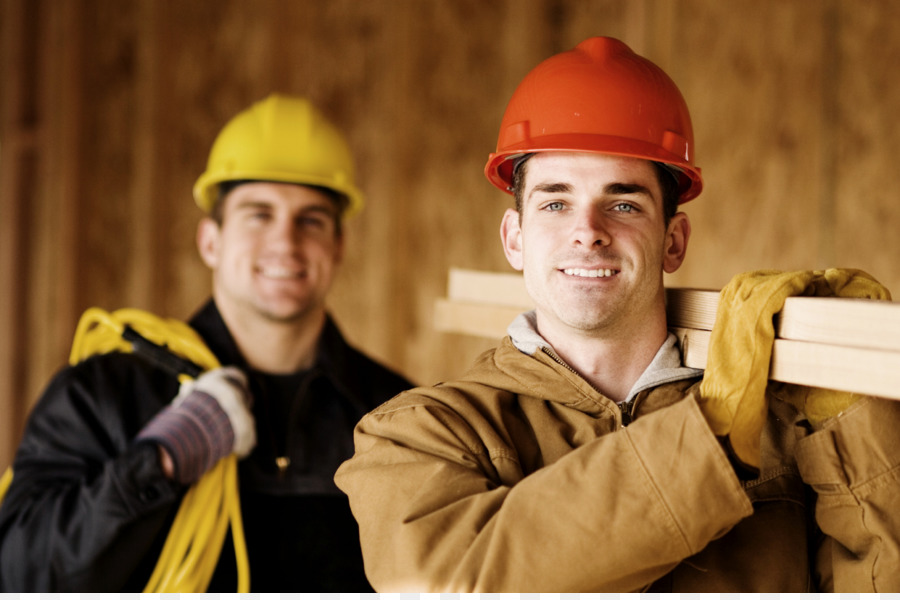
[434,298,522,340]
[671,327,900,401]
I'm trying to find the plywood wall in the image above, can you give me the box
[2,0,899,466]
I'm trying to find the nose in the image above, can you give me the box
[571,205,611,247]
[268,217,300,250]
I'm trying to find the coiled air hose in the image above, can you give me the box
[1,307,250,592]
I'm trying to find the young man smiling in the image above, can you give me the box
[0,95,413,592]
[197,182,345,374]
[500,152,689,402]
[335,38,900,592]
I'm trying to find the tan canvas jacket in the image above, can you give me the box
[336,319,900,592]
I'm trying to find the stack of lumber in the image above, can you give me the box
[433,268,531,339]
[435,268,900,401]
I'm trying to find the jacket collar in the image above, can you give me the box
[187,299,367,410]
[507,310,702,405]
[188,300,246,368]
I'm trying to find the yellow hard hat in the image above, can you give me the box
[193,94,364,218]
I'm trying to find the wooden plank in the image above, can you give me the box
[436,298,900,402]
[435,271,900,401]
[666,287,900,353]
[439,272,900,354]
[434,298,522,340]
[777,296,900,352]
[665,288,719,330]
[669,327,710,371]
[671,326,900,401]
[447,268,532,308]
[771,339,900,400]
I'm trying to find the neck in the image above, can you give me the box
[218,304,326,374]
[537,310,669,404]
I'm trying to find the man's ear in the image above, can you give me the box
[663,211,691,274]
[500,208,524,271]
[196,217,221,269]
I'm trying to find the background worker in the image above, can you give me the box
[335,38,900,592]
[0,94,413,591]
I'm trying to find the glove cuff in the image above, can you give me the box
[197,370,256,457]
[137,390,234,484]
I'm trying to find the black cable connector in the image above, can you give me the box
[122,325,205,379]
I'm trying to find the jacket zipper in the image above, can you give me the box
[540,346,634,427]
[619,398,635,426]
[540,347,581,377]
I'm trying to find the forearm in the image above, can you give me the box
[337,396,752,592]
[798,396,900,592]
[0,443,181,591]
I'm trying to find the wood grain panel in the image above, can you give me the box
[0,0,32,466]
[832,0,900,297]
[2,0,900,464]
[664,0,829,291]
[29,0,83,412]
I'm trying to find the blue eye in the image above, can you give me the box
[613,203,635,213]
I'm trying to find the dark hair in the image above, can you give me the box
[209,179,348,235]
[510,157,681,225]
[651,162,681,225]
[511,157,530,215]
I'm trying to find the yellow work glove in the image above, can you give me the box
[695,268,890,470]
[770,384,867,428]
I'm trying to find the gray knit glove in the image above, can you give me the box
[137,366,256,484]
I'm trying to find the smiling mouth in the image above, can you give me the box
[562,268,617,278]
[258,266,304,280]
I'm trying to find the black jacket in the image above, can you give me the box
[0,301,413,592]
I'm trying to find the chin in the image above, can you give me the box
[255,302,313,323]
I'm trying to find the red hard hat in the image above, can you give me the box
[485,36,702,203]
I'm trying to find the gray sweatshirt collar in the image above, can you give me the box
[507,310,703,404]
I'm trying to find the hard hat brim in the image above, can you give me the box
[485,134,703,204]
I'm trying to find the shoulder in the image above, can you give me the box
[345,343,413,390]
[360,351,518,442]
[320,317,415,405]
[58,351,177,397]
[370,339,550,419]
[353,383,507,466]
[28,352,179,441]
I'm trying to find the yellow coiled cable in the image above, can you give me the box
[68,307,250,592]
[0,468,12,502]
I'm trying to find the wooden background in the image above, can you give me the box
[2,0,899,467]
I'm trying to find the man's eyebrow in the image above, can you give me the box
[529,181,654,198]
[605,182,654,197]
[529,182,573,197]
[299,204,339,218]
[232,200,336,216]
[232,198,272,210]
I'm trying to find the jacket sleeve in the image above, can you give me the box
[796,395,900,592]
[335,391,753,592]
[0,356,184,592]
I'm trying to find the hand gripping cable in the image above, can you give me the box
[1,307,250,592]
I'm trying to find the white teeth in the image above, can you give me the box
[260,267,299,279]
[563,268,614,278]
